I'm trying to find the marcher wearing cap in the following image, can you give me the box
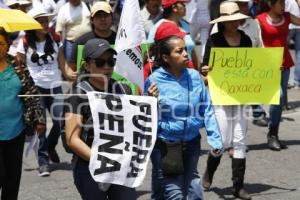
[67,1,116,75]
[145,21,223,200]
[201,1,252,200]
[147,0,199,69]
[65,38,136,200]
[17,6,65,177]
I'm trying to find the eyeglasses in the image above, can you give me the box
[90,57,116,68]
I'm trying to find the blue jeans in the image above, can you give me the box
[151,147,164,200]
[289,29,300,86]
[269,69,290,128]
[151,136,204,200]
[64,40,74,64]
[38,86,63,166]
[73,163,137,200]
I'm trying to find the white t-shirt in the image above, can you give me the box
[17,39,62,89]
[285,0,300,29]
[55,2,91,41]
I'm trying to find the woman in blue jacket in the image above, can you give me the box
[145,21,223,200]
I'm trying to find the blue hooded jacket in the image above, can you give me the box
[144,67,223,150]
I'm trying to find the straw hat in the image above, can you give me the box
[210,1,249,24]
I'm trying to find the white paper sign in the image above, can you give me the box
[87,92,157,188]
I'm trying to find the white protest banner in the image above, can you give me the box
[114,0,146,92]
[114,47,144,93]
[87,92,157,188]
[114,0,146,53]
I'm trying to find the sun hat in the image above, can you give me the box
[154,21,186,41]
[161,0,190,9]
[27,6,54,20]
[210,1,249,24]
[90,1,113,17]
[83,38,116,60]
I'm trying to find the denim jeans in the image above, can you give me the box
[73,163,137,200]
[38,86,63,166]
[269,69,290,128]
[289,29,300,86]
[151,136,204,200]
[64,40,74,64]
[151,147,164,200]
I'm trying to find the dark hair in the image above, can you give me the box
[162,6,173,19]
[257,0,279,14]
[26,30,56,56]
[217,22,225,33]
[153,35,182,68]
[0,27,9,44]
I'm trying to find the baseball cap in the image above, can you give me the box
[161,0,189,8]
[154,21,186,41]
[83,38,116,60]
[90,1,112,17]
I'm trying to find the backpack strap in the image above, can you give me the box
[75,81,95,143]
[76,81,94,92]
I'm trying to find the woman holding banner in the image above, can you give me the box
[64,38,136,200]
[145,21,223,200]
[201,2,252,200]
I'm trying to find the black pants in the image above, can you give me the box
[0,132,25,200]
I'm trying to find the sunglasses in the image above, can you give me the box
[90,57,116,68]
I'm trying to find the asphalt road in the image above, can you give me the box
[17,84,300,200]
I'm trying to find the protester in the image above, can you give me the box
[201,2,252,199]
[187,0,211,60]
[64,38,137,200]
[147,0,199,68]
[145,21,223,200]
[68,1,116,72]
[0,26,45,200]
[55,0,91,80]
[17,7,65,177]
[256,0,300,151]
[140,0,163,37]
[210,0,268,126]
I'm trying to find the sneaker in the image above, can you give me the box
[38,165,50,177]
[48,149,60,164]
